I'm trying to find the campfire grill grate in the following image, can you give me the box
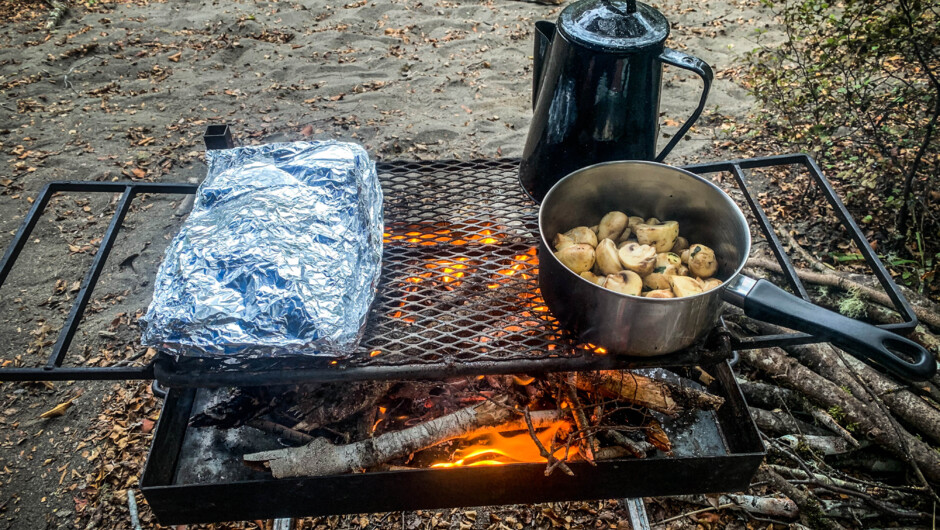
[0,149,918,386]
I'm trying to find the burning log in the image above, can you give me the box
[243,399,565,478]
[572,370,723,415]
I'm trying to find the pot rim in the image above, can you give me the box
[538,159,753,302]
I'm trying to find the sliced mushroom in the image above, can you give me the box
[555,244,595,274]
[670,275,704,297]
[605,270,642,296]
[597,211,629,242]
[617,243,657,276]
[700,277,723,291]
[635,220,679,253]
[645,289,675,299]
[594,238,623,275]
[671,236,690,253]
[580,271,607,287]
[688,243,718,278]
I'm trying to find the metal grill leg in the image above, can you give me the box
[624,498,651,530]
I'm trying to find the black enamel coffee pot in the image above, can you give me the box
[519,0,714,202]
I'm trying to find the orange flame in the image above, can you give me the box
[432,422,576,468]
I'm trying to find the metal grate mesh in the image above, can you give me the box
[355,159,574,366]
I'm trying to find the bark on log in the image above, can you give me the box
[784,340,940,447]
[244,399,527,478]
[748,407,829,437]
[739,347,940,482]
[740,316,940,447]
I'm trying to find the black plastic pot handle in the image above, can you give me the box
[722,276,936,381]
[655,48,714,163]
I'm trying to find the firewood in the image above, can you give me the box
[563,379,599,463]
[572,370,723,415]
[603,429,652,458]
[782,332,940,447]
[740,346,940,482]
[748,407,829,437]
[243,398,552,478]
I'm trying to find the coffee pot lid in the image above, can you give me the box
[558,0,669,52]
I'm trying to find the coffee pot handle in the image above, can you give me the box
[655,48,714,162]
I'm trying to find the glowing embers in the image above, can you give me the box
[383,221,507,246]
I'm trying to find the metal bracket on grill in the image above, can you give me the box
[685,154,917,350]
[0,139,918,385]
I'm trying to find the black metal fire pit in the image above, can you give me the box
[139,362,762,525]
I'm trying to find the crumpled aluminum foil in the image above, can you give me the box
[140,141,383,358]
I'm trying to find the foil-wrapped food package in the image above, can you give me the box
[140,141,383,358]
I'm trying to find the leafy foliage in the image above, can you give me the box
[745,0,940,295]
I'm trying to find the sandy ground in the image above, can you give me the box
[0,0,780,528]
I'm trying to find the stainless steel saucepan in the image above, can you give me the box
[537,161,935,381]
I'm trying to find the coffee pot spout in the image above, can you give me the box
[532,21,555,111]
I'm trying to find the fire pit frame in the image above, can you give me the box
[139,361,764,525]
[0,153,918,386]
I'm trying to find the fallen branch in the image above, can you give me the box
[668,493,799,519]
[244,398,517,478]
[746,257,940,332]
[756,465,846,530]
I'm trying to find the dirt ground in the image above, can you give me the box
[0,0,780,528]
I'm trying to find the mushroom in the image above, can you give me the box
[627,216,645,232]
[642,261,680,291]
[635,220,679,253]
[642,271,674,291]
[700,277,723,291]
[645,217,661,226]
[616,227,633,243]
[655,252,682,269]
[555,244,595,273]
[580,271,607,287]
[594,238,623,275]
[687,243,718,278]
[589,224,599,234]
[617,243,657,276]
[671,236,690,253]
[605,270,642,296]
[553,226,598,251]
[645,289,675,299]
[670,275,704,297]
[597,211,629,242]
[680,248,690,264]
